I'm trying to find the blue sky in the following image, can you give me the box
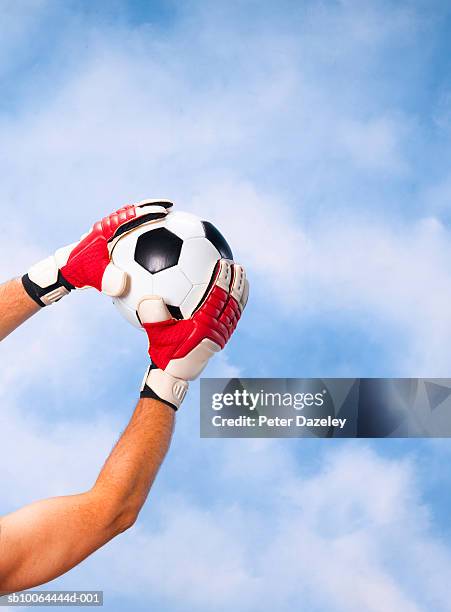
[2,0,451,610]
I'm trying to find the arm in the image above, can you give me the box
[0,398,174,593]
[0,199,248,592]
[0,201,176,592]
[0,280,40,341]
[0,257,248,593]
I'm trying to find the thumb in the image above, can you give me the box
[137,296,174,324]
[101,262,128,297]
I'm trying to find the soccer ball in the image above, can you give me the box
[110,210,233,329]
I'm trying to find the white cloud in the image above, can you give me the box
[188,176,451,374]
[0,403,120,510]
[52,443,451,612]
[0,0,49,77]
[337,116,408,173]
[2,396,448,611]
[0,0,427,370]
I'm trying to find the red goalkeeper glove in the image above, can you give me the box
[139,259,249,410]
[22,199,173,307]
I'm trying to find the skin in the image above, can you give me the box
[0,279,40,342]
[0,279,175,593]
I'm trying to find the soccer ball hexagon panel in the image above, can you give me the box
[111,211,234,329]
[135,228,183,274]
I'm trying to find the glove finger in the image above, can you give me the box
[230,263,249,313]
[230,264,246,304]
[109,207,168,244]
[135,205,168,218]
[114,204,135,215]
[101,262,129,297]
[214,259,233,292]
[215,264,248,341]
[136,199,174,215]
[195,259,232,319]
[241,278,250,312]
[138,296,174,324]
[191,260,232,346]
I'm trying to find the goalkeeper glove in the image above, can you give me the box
[139,259,249,410]
[22,199,173,307]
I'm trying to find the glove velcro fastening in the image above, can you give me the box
[140,365,188,411]
[22,271,74,307]
[108,210,169,242]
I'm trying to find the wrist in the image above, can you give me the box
[140,365,188,411]
[22,256,74,307]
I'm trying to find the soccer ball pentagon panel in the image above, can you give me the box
[111,211,233,329]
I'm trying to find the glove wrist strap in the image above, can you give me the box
[140,366,188,411]
[22,259,74,307]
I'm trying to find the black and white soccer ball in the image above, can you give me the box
[111,210,233,328]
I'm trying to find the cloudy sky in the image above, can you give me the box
[2,0,451,610]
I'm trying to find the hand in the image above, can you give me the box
[139,259,249,410]
[22,200,173,307]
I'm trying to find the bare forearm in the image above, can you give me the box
[0,279,40,341]
[93,398,175,521]
[0,398,174,592]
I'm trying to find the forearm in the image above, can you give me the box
[93,398,175,521]
[0,398,174,593]
[0,279,40,341]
